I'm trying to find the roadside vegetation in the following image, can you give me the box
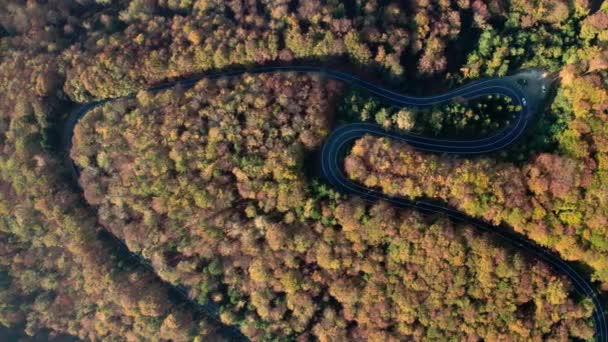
[339,89,520,138]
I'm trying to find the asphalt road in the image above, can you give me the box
[63,66,607,341]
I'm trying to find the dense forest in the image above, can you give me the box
[68,73,595,339]
[344,41,608,287]
[0,0,607,340]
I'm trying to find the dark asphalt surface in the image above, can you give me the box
[62,66,607,341]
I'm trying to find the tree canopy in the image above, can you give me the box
[0,0,606,340]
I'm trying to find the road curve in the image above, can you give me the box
[63,66,607,341]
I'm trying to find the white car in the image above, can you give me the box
[522,97,527,106]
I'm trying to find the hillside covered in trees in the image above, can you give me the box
[1,0,608,340]
[68,73,594,339]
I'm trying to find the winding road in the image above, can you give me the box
[63,66,607,341]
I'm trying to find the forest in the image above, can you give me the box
[338,90,521,138]
[0,0,607,340]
